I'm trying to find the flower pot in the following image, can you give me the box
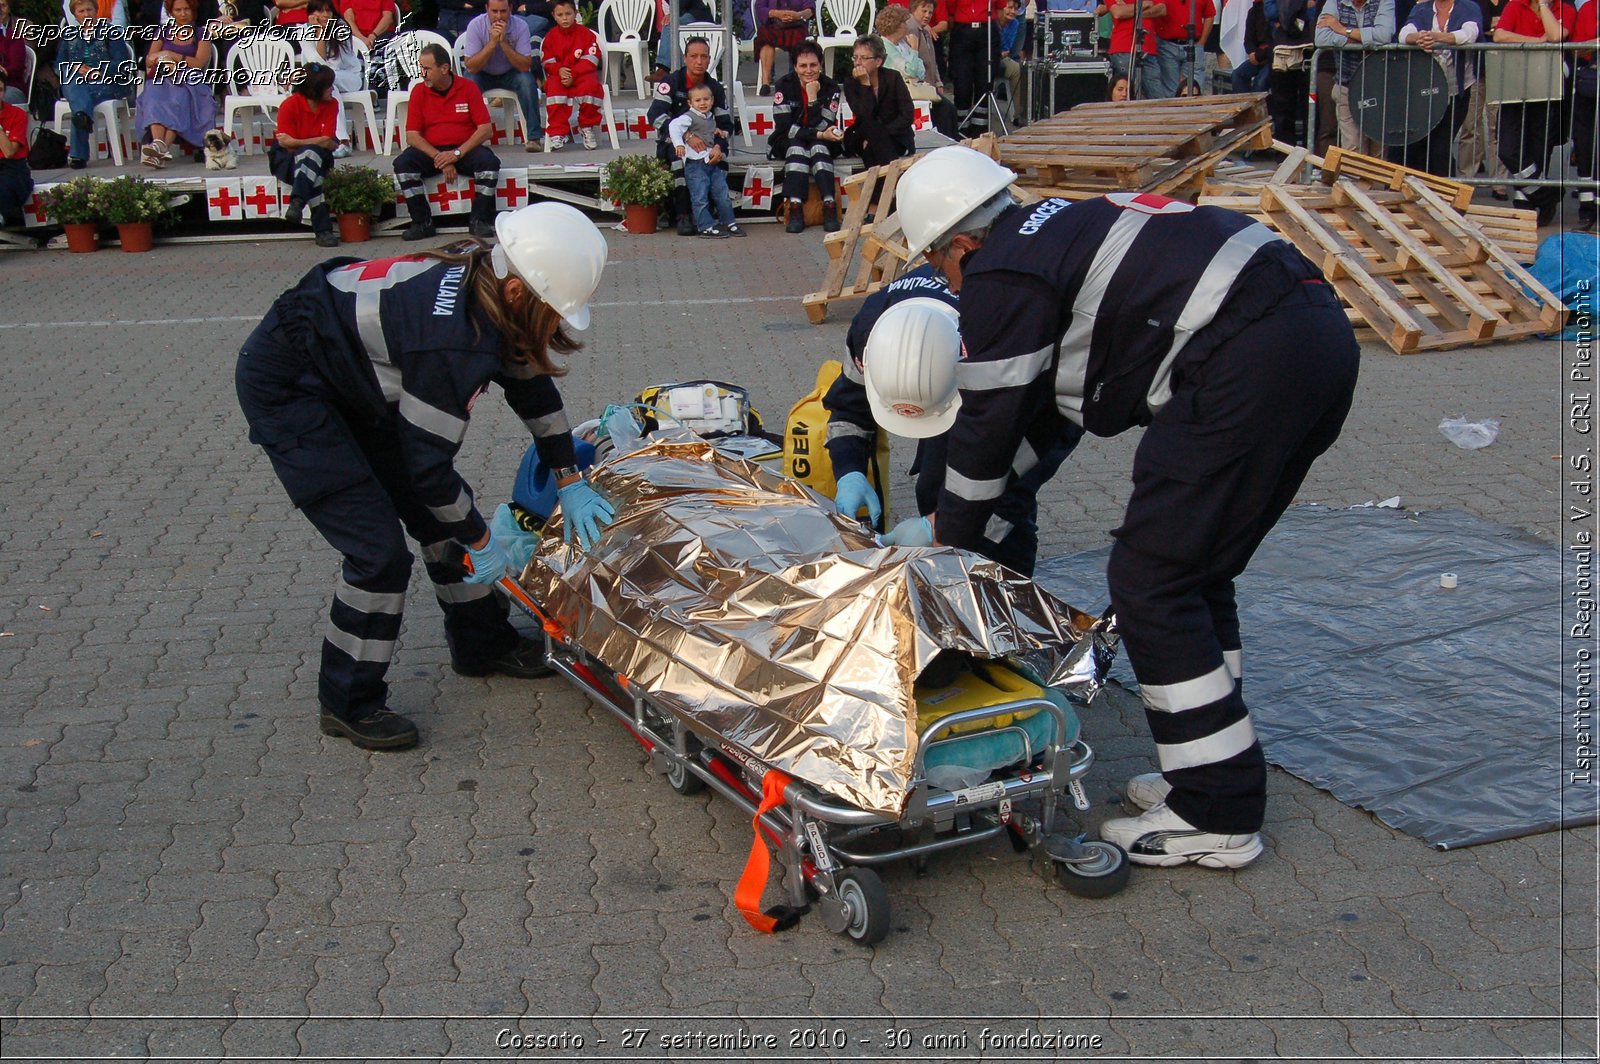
[338,212,372,243]
[623,203,659,235]
[63,222,99,253]
[116,222,154,253]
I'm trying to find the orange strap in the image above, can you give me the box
[734,769,801,934]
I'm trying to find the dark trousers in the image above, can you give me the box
[0,162,31,227]
[269,143,334,233]
[394,144,500,226]
[1268,64,1309,146]
[1574,68,1598,205]
[1105,281,1360,834]
[915,424,1082,578]
[235,336,519,721]
[1499,95,1567,207]
[781,140,837,203]
[949,22,993,115]
[1386,90,1469,178]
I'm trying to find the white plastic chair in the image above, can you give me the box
[341,38,382,152]
[380,28,451,154]
[816,0,870,69]
[53,96,135,165]
[677,22,725,70]
[541,45,620,151]
[596,0,652,99]
[21,45,37,105]
[221,35,297,155]
[452,33,532,147]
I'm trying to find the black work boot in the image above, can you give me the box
[822,198,840,233]
[451,637,556,679]
[786,202,806,233]
[319,707,420,750]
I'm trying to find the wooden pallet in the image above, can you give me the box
[801,157,920,324]
[1241,178,1565,353]
[994,95,1274,200]
[1321,146,1475,211]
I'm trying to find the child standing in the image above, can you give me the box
[541,0,602,150]
[668,84,745,238]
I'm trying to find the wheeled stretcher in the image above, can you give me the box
[498,430,1131,945]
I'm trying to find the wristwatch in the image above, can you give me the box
[552,465,583,489]
[453,148,463,159]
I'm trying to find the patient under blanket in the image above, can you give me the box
[515,439,1112,819]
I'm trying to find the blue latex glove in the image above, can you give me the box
[880,515,935,548]
[833,470,882,526]
[465,531,512,585]
[557,478,616,551]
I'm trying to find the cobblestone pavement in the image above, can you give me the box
[0,224,1594,1063]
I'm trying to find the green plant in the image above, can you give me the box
[323,164,395,216]
[39,175,105,225]
[98,176,172,225]
[600,153,675,207]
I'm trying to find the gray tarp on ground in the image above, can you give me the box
[1032,505,1599,850]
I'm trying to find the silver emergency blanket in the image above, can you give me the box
[1032,505,1599,849]
[520,440,1113,819]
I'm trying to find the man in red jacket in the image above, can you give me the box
[392,42,501,240]
[0,67,31,228]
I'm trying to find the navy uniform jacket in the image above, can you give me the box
[823,264,959,479]
[937,193,1322,550]
[648,69,733,159]
[259,254,579,547]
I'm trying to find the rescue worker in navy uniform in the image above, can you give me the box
[235,203,617,751]
[645,36,734,236]
[884,146,1360,868]
[822,264,1082,577]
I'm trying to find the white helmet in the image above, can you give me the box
[898,146,1017,258]
[863,298,964,439]
[493,202,608,331]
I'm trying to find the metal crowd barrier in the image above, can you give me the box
[1293,40,1597,193]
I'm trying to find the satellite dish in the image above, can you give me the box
[1349,49,1452,146]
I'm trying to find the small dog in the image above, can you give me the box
[203,130,238,171]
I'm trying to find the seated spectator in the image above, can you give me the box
[755,0,814,95]
[435,0,484,39]
[273,0,309,27]
[58,0,138,169]
[1231,0,1272,92]
[461,0,541,147]
[1493,0,1575,224]
[669,82,744,236]
[907,0,948,87]
[0,0,26,107]
[136,0,216,167]
[1314,0,1395,155]
[877,2,957,133]
[842,35,915,168]
[1391,0,1479,177]
[61,0,130,29]
[769,40,845,233]
[541,0,601,150]
[0,66,28,226]
[394,41,499,239]
[342,0,396,45]
[1572,0,1596,228]
[647,35,733,234]
[301,0,364,156]
[270,61,341,246]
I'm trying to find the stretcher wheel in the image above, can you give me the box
[1053,840,1131,898]
[665,753,706,795]
[835,867,891,945]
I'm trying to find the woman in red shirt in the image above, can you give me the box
[271,62,341,246]
[1492,0,1576,223]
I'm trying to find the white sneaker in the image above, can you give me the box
[332,141,352,159]
[1123,772,1171,812]
[1099,802,1263,869]
[545,134,567,151]
[579,127,598,150]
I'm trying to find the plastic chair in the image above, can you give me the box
[221,35,297,155]
[21,45,37,106]
[380,28,451,154]
[452,33,532,146]
[340,38,383,152]
[816,0,870,69]
[53,97,135,165]
[596,0,652,99]
[677,22,725,70]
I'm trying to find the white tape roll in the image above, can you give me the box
[1440,573,1458,589]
